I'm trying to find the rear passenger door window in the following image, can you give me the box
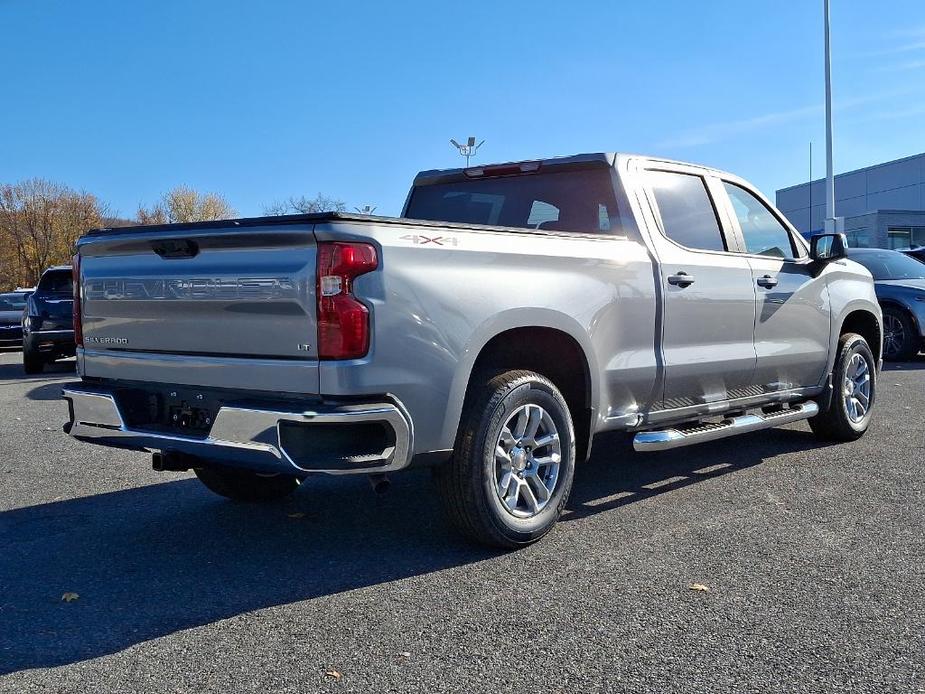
[722,182,797,259]
[646,170,726,252]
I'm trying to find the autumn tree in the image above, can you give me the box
[0,178,108,290]
[137,185,236,224]
[262,193,347,216]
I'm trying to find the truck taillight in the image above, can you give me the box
[72,253,83,348]
[316,242,377,359]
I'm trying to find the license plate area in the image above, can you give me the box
[113,385,223,438]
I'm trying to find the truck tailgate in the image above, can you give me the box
[77,223,319,386]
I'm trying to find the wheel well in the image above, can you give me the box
[466,327,593,461]
[840,309,882,363]
[879,300,919,330]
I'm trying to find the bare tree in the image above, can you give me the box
[0,178,107,290]
[137,185,236,224]
[262,193,346,216]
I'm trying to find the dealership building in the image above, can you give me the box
[775,152,925,249]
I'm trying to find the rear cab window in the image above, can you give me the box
[404,168,620,234]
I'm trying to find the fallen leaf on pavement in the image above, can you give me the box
[61,592,80,602]
[324,669,342,682]
[689,583,710,592]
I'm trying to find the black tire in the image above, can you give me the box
[194,466,301,502]
[882,307,919,361]
[434,370,576,549]
[810,333,876,441]
[23,347,44,375]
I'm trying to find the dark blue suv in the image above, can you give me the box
[22,266,75,373]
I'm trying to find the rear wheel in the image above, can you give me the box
[434,370,575,549]
[810,333,876,441]
[194,466,301,502]
[23,345,44,375]
[882,307,919,361]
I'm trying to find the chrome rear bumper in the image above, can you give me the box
[62,385,413,476]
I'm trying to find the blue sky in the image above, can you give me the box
[1,0,924,218]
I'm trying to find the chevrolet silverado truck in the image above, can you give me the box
[63,153,882,548]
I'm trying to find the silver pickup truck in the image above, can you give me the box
[64,153,882,548]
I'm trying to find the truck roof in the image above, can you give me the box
[83,152,732,238]
[412,151,732,186]
[413,152,617,187]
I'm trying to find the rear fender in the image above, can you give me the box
[439,308,599,448]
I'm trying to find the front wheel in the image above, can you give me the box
[810,333,876,441]
[195,466,301,502]
[434,370,576,549]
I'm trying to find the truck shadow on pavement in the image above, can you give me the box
[24,380,78,401]
[0,358,75,385]
[0,426,833,674]
[565,428,830,521]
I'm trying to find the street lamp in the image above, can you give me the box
[450,137,485,167]
[823,0,838,234]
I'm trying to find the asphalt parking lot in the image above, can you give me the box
[0,349,923,693]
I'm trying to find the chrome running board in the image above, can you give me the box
[633,401,819,452]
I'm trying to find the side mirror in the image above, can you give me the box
[810,233,848,262]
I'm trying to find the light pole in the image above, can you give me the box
[450,137,485,167]
[824,0,837,234]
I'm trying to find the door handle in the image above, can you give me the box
[667,272,695,287]
[756,275,778,288]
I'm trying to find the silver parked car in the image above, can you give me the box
[63,153,882,547]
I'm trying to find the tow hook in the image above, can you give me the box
[368,473,391,495]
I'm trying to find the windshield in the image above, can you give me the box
[851,251,925,281]
[0,295,26,310]
[405,169,620,234]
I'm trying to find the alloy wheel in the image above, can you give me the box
[883,313,905,359]
[843,352,871,423]
[494,404,562,518]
